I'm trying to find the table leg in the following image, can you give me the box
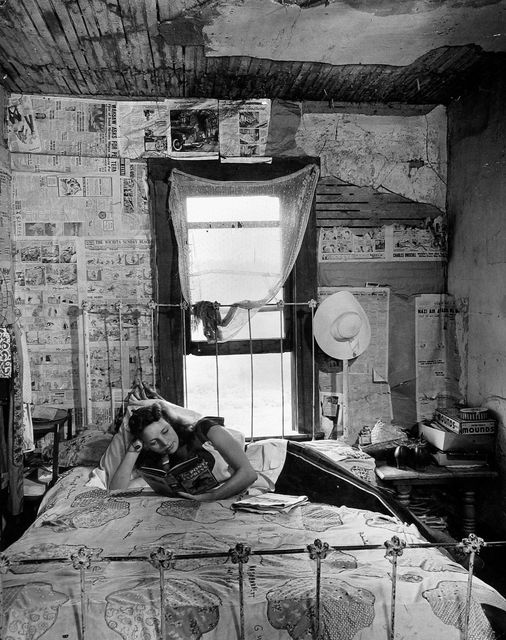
[395,484,412,508]
[51,424,60,487]
[461,490,476,537]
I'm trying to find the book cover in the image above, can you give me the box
[140,456,219,497]
[434,408,497,435]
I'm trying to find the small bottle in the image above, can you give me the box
[359,426,372,446]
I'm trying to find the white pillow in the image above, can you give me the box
[245,439,288,496]
[99,406,136,487]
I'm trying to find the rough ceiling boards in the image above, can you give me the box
[0,0,505,103]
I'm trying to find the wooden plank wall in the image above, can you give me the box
[316,177,441,228]
[0,0,486,103]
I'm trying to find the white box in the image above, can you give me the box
[420,422,495,452]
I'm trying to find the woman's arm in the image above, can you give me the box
[179,425,257,502]
[128,387,202,427]
[109,440,142,490]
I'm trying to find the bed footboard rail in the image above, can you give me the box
[1,535,505,640]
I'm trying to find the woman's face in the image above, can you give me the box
[141,419,179,455]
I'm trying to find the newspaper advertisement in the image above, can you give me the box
[117,101,170,158]
[85,238,152,302]
[5,94,41,153]
[7,94,118,157]
[318,286,392,438]
[122,162,149,233]
[319,220,446,262]
[219,99,271,160]
[415,294,461,421]
[319,226,386,262]
[393,217,446,260]
[12,161,147,238]
[166,99,219,159]
[117,98,219,159]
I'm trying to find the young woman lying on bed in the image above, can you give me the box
[108,382,258,500]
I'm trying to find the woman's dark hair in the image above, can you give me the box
[128,402,192,446]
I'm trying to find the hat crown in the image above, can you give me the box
[329,311,362,342]
[313,290,371,360]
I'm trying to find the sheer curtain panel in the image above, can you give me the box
[168,164,319,341]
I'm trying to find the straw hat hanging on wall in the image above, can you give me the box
[314,290,371,361]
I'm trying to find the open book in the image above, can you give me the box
[139,456,219,497]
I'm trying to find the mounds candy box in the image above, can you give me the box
[419,421,495,453]
[434,407,497,435]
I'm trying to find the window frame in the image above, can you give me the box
[148,157,319,435]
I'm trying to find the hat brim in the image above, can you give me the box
[314,291,371,360]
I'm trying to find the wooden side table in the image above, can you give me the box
[375,463,498,537]
[31,408,73,487]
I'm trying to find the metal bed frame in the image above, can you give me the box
[1,533,504,640]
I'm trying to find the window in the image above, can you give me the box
[149,158,318,438]
[184,194,293,437]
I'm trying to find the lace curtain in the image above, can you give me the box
[169,164,319,341]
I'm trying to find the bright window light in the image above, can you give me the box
[185,195,293,437]
[187,195,279,222]
[185,353,296,438]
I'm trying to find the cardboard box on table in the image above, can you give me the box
[419,421,495,453]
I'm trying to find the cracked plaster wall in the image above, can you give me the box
[204,0,506,66]
[447,62,506,514]
[295,105,447,210]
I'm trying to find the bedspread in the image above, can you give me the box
[4,466,506,640]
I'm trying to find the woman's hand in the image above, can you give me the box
[140,382,163,399]
[126,382,161,404]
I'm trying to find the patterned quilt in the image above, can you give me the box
[4,466,506,640]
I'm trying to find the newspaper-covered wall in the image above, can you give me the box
[219,100,271,160]
[0,145,14,324]
[11,152,151,427]
[318,220,446,262]
[8,95,272,162]
[116,98,271,161]
[5,94,272,429]
[7,95,119,156]
[415,294,461,421]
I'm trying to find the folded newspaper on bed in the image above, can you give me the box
[232,493,308,513]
